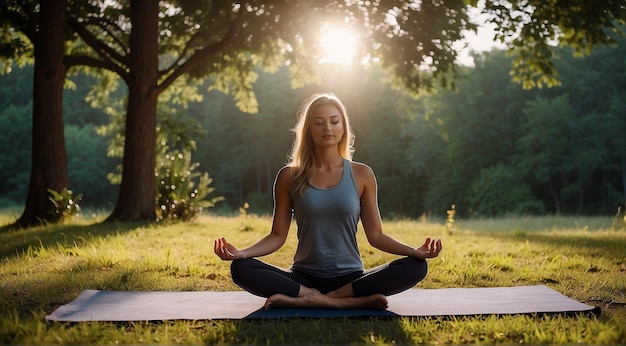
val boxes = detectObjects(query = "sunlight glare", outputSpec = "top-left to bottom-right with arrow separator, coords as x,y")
319,27 -> 357,65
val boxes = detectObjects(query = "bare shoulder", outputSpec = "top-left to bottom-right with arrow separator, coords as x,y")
273,166 -> 294,208
351,161 -> 374,176
277,165 -> 293,177
275,166 -> 293,186
350,161 -> 376,189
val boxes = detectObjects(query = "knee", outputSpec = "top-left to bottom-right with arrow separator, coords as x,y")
406,257 -> 428,283
230,258 -> 255,284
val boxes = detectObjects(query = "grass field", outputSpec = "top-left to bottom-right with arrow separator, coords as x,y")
1,213 -> 625,344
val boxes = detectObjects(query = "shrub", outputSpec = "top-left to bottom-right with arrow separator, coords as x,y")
467,163 -> 545,216
47,188 -> 82,222
156,149 -> 223,222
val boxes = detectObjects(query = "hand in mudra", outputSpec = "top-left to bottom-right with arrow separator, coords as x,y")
214,237 -> 240,261
412,237 -> 442,259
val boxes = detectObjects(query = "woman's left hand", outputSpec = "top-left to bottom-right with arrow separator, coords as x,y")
411,238 -> 442,259
214,237 -> 241,261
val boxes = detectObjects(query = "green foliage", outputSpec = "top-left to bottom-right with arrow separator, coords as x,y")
0,101 -> 31,204
467,163 -> 545,216
0,2 -> 35,72
65,125 -> 117,208
152,97 -> 223,222
209,58 -> 260,114
155,149 -> 223,222
478,0 -> 626,88
46,188 -> 82,222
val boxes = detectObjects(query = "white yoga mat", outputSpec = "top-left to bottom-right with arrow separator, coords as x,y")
45,285 -> 597,321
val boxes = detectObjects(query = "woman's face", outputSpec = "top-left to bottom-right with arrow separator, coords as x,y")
308,104 -> 345,148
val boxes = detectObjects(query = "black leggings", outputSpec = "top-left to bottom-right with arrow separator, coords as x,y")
230,257 -> 428,298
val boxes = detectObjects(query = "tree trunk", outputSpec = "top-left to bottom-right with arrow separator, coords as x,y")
548,179 -> 560,215
105,0 -> 158,222
622,153 -> 626,209
14,0 -> 67,228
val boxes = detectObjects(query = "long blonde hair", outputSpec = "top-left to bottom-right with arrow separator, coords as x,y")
288,93 -> 355,196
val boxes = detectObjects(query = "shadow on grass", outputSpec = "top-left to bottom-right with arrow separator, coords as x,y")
0,221 -> 151,260
234,317 -> 411,344
484,230 -> 626,260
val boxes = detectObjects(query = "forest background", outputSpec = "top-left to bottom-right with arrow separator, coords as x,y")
1,34 -> 625,220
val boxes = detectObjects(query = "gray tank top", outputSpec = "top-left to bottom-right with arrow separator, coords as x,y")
290,159 -> 363,277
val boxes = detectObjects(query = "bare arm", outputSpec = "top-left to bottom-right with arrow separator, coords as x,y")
355,163 -> 442,259
214,167 -> 293,260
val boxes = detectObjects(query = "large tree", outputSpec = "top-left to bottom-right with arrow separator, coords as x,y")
0,0 -> 71,228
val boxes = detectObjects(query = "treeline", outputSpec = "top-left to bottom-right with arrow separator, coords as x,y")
1,40 -> 625,218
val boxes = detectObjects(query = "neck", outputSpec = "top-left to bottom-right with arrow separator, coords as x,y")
314,147 -> 343,169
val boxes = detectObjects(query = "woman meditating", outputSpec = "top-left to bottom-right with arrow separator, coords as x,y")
214,93 -> 442,310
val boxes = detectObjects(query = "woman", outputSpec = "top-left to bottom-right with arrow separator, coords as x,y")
214,93 -> 442,310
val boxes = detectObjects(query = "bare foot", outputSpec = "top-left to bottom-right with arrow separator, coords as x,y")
264,292 -> 388,310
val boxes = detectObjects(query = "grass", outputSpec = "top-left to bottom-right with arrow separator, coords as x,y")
1,213 -> 625,344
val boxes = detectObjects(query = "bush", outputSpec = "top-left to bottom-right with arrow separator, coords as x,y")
155,149 -> 223,222
467,163 -> 545,216
47,188 -> 83,222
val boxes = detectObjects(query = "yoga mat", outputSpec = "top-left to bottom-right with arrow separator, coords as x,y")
45,285 -> 597,321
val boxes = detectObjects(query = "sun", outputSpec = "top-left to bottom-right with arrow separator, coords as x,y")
319,27 -> 358,65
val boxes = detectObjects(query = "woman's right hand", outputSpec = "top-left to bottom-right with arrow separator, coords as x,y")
214,237 -> 241,261
410,237 -> 442,259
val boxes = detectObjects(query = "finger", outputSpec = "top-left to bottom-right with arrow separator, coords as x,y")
428,238 -> 437,252
216,238 -> 229,259
431,239 -> 442,256
214,239 -> 224,257
431,240 -> 439,252
213,239 -> 218,254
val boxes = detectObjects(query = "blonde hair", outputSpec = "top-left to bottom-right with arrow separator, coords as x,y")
288,93 -> 355,196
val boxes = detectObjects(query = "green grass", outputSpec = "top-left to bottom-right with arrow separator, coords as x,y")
1,214 -> 625,344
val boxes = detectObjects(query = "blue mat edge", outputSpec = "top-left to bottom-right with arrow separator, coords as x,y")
245,308 -> 397,319
244,306 -> 600,319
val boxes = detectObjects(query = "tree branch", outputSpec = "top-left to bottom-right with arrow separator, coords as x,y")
67,17 -> 128,67
155,11 -> 245,94
84,16 -> 130,56
0,4 -> 36,44
64,54 -> 129,83
159,30 -> 204,79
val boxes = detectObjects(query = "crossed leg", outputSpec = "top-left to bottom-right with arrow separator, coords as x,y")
264,284 -> 388,310
231,257 -> 426,310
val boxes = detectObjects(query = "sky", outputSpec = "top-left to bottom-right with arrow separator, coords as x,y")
456,10 -> 507,66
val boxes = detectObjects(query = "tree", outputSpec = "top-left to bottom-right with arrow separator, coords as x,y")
0,103 -> 32,206
415,51 -> 538,214
467,163 -> 545,216
0,0 -> 71,228
516,96 -> 579,214
477,0 -> 626,89
0,1 -> 117,227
